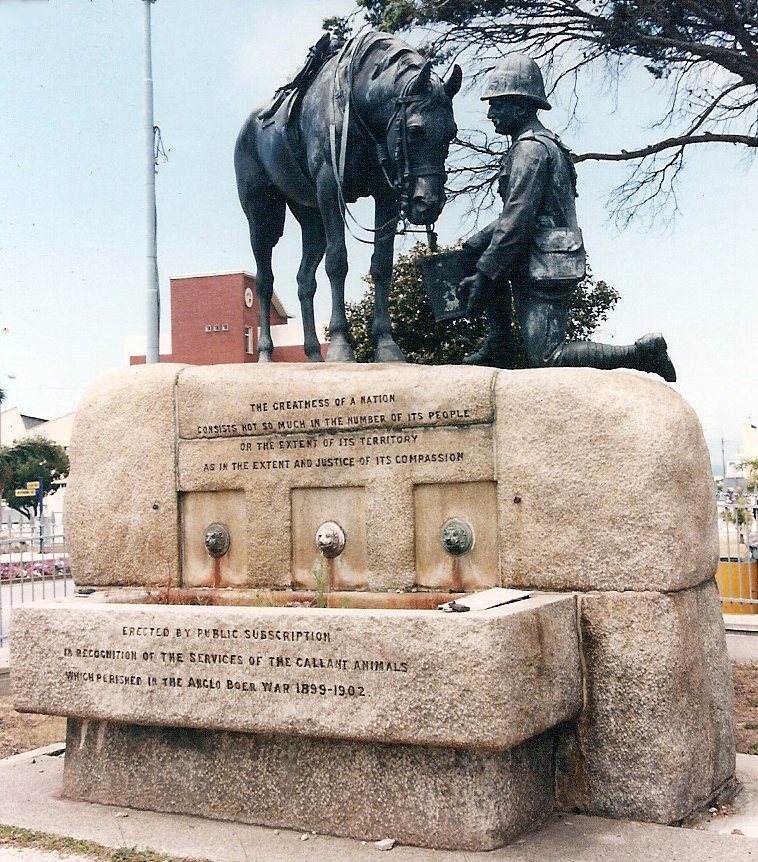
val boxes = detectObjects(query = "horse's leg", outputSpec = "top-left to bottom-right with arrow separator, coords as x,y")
316,178 -> 354,362
371,195 -> 405,363
289,201 -> 326,362
235,128 -> 286,363
242,195 -> 286,362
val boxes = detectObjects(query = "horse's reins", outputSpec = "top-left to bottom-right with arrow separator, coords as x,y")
329,34 -> 441,249
392,87 -> 441,251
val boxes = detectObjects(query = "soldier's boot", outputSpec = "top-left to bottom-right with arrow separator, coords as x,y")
551,332 -> 676,382
463,288 -> 516,369
462,320 -> 516,368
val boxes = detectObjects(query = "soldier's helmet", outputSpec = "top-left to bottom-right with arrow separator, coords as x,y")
480,55 -> 551,110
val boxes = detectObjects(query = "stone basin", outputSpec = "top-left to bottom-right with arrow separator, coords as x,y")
89,586 -> 476,610
11,591 -> 581,752
11,588 -> 582,850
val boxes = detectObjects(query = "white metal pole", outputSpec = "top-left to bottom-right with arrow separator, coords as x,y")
144,0 -> 160,364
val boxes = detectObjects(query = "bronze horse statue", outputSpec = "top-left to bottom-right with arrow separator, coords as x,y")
235,31 -> 461,362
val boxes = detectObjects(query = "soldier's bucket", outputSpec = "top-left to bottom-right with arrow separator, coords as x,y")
418,250 -> 476,322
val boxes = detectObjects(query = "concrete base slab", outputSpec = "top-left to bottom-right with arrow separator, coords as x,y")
4,744 -> 758,862
62,719 -> 555,852
695,753 -> 758,837
727,632 -> 758,662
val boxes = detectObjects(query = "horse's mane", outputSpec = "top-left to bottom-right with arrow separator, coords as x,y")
351,32 -> 448,106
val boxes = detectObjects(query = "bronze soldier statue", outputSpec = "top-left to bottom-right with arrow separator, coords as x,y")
459,55 -> 676,381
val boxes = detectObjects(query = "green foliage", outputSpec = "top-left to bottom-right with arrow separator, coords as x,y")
322,15 -> 353,43
346,244 -> 488,364
722,494 -> 753,527
353,0 -> 758,76
0,457 -> 12,501
0,824 -> 213,862
345,242 -> 619,366
0,437 -> 69,518
313,554 -> 329,608
742,459 -> 758,494
564,273 -> 620,343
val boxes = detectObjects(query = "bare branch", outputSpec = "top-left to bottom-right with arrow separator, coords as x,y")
575,131 -> 758,162
353,0 -> 758,222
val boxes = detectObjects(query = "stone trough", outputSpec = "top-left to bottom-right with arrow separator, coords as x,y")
11,363 -> 737,850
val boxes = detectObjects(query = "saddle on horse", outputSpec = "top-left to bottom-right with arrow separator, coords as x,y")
256,34 -> 342,206
258,33 -> 340,123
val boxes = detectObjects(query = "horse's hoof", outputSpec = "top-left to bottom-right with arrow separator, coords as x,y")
374,341 -> 406,363
326,342 -> 355,362
258,351 -> 272,363
305,346 -> 325,363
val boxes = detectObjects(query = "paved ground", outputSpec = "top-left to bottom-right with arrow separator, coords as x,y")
725,614 -> 758,662
1,743 -> 758,862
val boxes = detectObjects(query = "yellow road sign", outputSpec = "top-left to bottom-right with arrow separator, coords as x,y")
25,481 -> 40,490
14,489 -> 35,497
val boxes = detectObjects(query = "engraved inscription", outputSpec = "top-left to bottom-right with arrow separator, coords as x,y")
58,622 -> 410,703
189,388 -> 476,438
179,424 -> 493,493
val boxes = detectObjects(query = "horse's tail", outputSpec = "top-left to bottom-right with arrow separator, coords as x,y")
235,112 -> 263,190
234,112 -> 286,244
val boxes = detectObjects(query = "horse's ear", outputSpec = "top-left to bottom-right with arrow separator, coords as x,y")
444,64 -> 463,99
409,61 -> 433,95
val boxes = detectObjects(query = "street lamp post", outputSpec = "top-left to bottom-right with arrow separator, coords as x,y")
143,0 -> 160,364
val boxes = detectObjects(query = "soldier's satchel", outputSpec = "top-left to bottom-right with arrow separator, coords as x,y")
528,226 -> 586,283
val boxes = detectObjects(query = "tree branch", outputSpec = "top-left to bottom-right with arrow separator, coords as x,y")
575,131 -> 758,162
350,0 -> 758,223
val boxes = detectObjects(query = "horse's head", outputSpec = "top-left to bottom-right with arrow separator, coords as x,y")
387,61 -> 462,225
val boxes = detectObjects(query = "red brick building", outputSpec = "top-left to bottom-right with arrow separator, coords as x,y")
130,272 -> 324,365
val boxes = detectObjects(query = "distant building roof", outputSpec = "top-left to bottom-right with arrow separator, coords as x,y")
169,272 -> 291,319
0,406 -> 75,449
20,414 -> 47,430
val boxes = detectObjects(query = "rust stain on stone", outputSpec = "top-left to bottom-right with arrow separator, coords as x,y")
450,556 -> 463,592
325,555 -> 341,591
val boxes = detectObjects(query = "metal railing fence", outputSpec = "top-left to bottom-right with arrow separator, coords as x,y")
0,498 -> 756,637
0,512 -> 73,647
716,494 -> 758,613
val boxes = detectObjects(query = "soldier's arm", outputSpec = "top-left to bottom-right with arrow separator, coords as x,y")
475,140 -> 549,281
462,220 -> 497,257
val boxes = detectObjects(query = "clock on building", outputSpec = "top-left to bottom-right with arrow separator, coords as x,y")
244,287 -> 254,308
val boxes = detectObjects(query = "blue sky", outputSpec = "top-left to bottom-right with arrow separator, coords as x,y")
1,0 -> 756,470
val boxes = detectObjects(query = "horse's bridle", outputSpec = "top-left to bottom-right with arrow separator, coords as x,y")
329,33 -> 446,240
386,82 -> 448,219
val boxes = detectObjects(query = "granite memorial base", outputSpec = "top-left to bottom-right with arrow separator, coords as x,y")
10,363 -> 736,849
63,721 -> 556,851
14,595 -> 580,851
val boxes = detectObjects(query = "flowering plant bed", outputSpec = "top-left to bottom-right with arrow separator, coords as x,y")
0,557 -> 71,581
